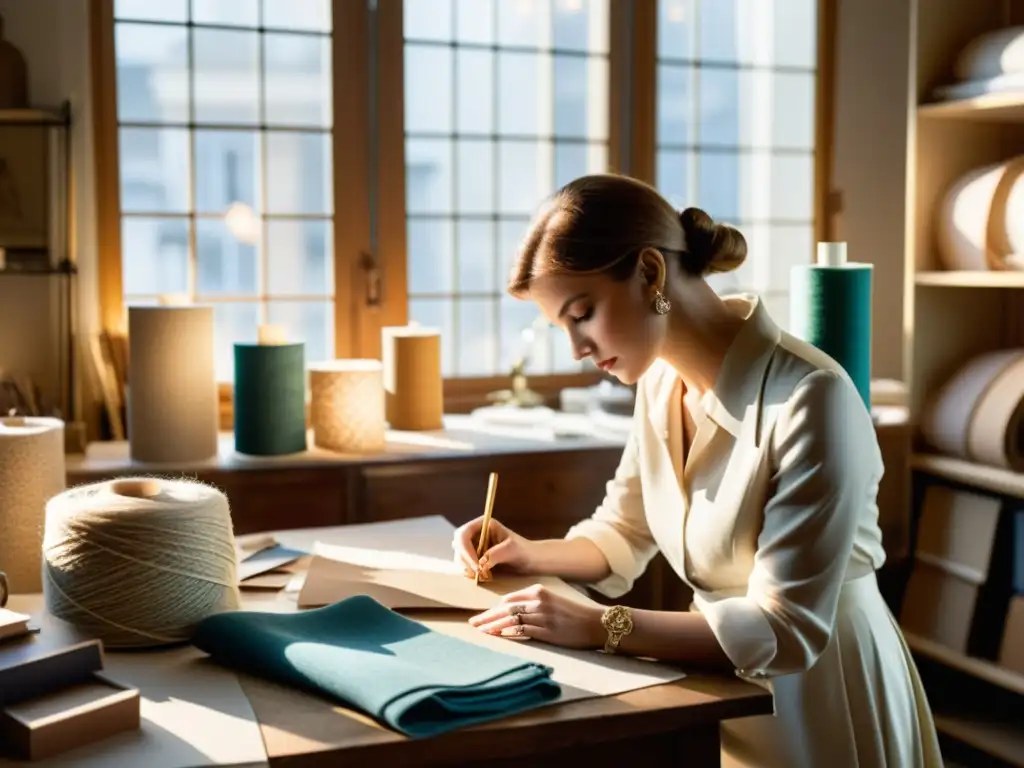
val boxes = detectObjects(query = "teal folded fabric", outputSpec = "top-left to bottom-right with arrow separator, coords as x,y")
191,595 -> 561,738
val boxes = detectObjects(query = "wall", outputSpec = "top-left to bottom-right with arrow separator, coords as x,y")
829,0 -> 914,382
0,0 -> 98,421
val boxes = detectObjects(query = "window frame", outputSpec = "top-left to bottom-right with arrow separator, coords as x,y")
90,0 -> 834,424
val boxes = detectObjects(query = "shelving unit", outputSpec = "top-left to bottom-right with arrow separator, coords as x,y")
0,102 -> 78,424
902,2 -> 1024,764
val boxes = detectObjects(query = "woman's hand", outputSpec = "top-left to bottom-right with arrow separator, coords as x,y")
453,516 -> 536,580
468,583 -> 605,650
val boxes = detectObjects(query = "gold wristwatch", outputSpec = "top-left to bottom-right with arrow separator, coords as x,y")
600,605 -> 634,654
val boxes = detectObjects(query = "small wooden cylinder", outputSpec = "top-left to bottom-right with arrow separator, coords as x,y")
382,325 -> 443,431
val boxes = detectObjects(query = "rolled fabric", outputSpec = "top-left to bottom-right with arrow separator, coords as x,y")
920,349 -> 1024,470
936,157 -> 1024,272
966,354 -> 1024,470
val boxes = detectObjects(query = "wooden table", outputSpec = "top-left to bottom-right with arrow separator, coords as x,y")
239,668 -> 771,767
229,518 -> 773,767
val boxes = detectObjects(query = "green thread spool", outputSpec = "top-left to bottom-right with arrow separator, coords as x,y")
789,242 -> 873,408
233,339 -> 307,456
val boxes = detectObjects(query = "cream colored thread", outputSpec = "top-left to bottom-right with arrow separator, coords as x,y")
42,477 -> 241,649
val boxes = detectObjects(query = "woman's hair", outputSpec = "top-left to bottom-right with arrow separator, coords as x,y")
507,173 -> 747,298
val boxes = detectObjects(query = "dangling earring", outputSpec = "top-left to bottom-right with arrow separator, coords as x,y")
652,290 -> 671,315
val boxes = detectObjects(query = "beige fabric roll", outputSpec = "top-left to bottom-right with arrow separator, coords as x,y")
966,354 -> 1024,470
920,350 -> 1022,458
309,360 -> 386,453
127,306 -> 219,463
936,156 -> 1024,271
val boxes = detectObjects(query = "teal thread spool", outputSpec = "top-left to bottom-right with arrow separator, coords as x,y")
789,242 -> 873,408
233,339 -> 307,456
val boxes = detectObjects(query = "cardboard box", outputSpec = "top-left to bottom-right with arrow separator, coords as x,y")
0,673 -> 140,761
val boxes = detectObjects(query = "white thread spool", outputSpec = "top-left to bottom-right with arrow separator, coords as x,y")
42,477 -> 241,649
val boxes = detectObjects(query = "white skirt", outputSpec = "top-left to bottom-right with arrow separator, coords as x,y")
717,573 -> 943,768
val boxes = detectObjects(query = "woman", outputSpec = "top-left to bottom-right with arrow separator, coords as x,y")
453,174 -> 941,768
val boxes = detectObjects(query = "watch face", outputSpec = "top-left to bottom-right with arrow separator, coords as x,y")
604,606 -> 633,634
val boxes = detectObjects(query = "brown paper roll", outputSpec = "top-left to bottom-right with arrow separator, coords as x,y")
127,306 -> 219,463
967,354 -> 1024,470
382,326 -> 443,431
309,360 -> 386,453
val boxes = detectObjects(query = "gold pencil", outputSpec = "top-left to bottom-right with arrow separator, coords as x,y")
475,472 -> 499,585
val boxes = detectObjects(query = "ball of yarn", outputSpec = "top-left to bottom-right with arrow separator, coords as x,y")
42,477 -> 241,649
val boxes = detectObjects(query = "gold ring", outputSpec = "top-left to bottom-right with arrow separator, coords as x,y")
515,624 -> 526,636
509,603 -> 527,617
513,613 -> 523,626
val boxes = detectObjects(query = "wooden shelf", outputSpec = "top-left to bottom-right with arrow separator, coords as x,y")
0,107 -> 66,126
916,270 -> 1024,288
911,454 -> 1024,499
905,632 -> 1024,697
934,712 -> 1024,767
918,91 -> 1024,122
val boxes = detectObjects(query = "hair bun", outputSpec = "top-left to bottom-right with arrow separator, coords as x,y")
678,207 -> 747,276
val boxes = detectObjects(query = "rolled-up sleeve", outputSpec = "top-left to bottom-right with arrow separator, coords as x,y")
695,369 -> 882,679
564,421 -> 659,598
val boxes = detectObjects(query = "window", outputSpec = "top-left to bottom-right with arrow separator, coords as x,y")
112,0 -> 334,381
100,0 -> 825,394
401,0 -> 612,378
654,0 -> 818,327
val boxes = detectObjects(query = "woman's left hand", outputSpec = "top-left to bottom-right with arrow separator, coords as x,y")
468,583 -> 605,650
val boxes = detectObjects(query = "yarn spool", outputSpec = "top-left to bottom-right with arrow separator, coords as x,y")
42,477 -> 241,649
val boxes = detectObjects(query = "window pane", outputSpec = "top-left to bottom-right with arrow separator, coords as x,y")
263,0 -> 332,33
406,45 -> 453,134
266,219 -> 332,296
194,129 -> 259,214
455,0 -> 494,44
456,49 -> 494,134
770,72 -> 815,150
457,219 -> 496,293
657,0 -> 694,60
196,218 -> 258,296
115,0 -> 187,22
264,33 -> 332,128
408,298 -> 456,376
500,297 -> 544,373
656,64 -> 694,146
406,139 -> 453,215
193,28 -> 260,125
770,154 -> 814,221
407,218 -> 455,294
121,216 -> 190,295
405,0 -> 454,41
698,68 -> 739,147
119,127 -> 190,214
213,303 -> 260,382
405,1 -> 609,376
457,297 -> 497,376
265,131 -> 332,215
266,301 -> 333,365
192,0 -> 258,27
497,0 -> 552,48
656,148 -> 693,211
115,24 -> 189,123
498,52 -> 552,136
